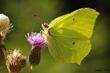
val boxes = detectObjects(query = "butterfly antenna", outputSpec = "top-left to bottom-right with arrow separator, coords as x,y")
34,15 -> 46,23
31,22 -> 36,32
32,21 -> 42,32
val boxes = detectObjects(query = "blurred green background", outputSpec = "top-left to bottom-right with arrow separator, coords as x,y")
0,0 -> 110,73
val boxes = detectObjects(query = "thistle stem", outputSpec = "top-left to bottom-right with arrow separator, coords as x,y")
30,66 -> 33,73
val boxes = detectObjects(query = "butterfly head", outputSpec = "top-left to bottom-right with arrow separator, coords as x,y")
34,15 -> 49,30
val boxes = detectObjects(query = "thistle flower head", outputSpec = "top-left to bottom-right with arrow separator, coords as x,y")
0,14 -> 11,36
6,49 -> 26,73
26,32 -> 46,47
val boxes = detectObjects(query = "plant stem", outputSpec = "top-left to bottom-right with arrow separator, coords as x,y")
30,66 -> 33,73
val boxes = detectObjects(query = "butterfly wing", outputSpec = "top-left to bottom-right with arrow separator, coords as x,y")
46,8 -> 99,64
47,27 -> 91,64
49,8 -> 99,38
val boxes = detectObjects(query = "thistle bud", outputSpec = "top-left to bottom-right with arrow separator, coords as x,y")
0,32 -> 6,69
6,49 -> 26,73
28,46 -> 41,66
0,14 -> 11,36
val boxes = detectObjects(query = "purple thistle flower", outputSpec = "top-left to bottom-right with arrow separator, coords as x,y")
26,32 -> 46,47
26,32 -> 47,67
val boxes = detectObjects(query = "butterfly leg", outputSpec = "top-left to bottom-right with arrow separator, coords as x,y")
39,30 -> 47,47
40,30 -> 46,37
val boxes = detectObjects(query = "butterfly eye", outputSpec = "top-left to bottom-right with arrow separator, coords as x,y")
43,23 -> 49,28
